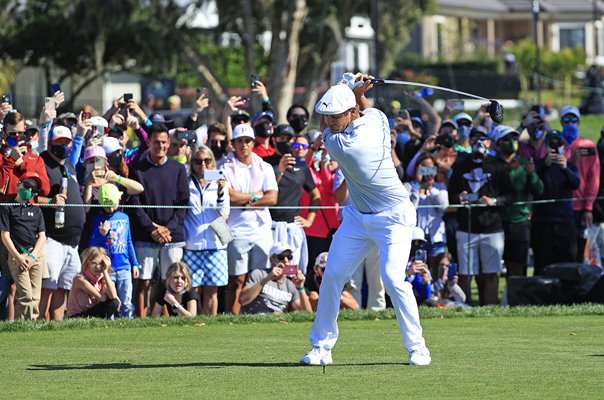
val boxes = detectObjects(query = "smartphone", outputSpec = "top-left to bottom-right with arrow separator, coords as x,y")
50,83 -> 61,95
419,166 -> 437,176
119,102 -> 129,118
281,265 -> 298,276
123,93 -> 133,102
196,87 -> 205,95
44,97 -> 56,111
93,157 -> 106,170
294,155 -> 307,167
450,100 -> 465,111
82,112 -> 91,120
203,170 -> 224,181
578,147 -> 596,156
239,98 -> 250,109
460,192 -> 479,203
415,249 -> 427,264
2,93 -> 13,104
447,263 -> 458,281
250,74 -> 260,87
398,109 -> 409,119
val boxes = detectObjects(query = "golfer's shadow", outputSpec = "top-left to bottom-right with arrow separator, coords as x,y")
28,361 -> 405,371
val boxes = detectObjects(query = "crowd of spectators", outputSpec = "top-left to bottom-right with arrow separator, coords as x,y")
0,76 -> 602,320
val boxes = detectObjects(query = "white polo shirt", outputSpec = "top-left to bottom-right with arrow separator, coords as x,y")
323,107 -> 408,213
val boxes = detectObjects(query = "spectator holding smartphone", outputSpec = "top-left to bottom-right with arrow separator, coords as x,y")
308,252 -> 359,311
264,128 -> 321,275
448,126 -> 514,305
531,130 -> 580,275
558,106 -> 600,258
518,105 -> 553,161
239,243 -> 312,314
405,228 -> 433,305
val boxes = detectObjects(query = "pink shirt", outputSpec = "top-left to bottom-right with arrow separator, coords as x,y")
569,137 -> 600,211
66,272 -> 107,317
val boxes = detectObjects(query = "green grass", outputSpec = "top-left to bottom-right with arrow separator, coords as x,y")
1,306 -> 603,399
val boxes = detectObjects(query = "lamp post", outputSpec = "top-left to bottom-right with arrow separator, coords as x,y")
532,0 -> 542,104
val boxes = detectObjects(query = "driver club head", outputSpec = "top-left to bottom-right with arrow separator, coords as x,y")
488,100 -> 504,124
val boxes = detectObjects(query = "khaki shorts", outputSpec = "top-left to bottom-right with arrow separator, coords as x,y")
135,246 -> 183,281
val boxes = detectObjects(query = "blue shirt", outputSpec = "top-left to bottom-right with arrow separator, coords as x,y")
323,108 -> 408,213
89,211 -> 139,272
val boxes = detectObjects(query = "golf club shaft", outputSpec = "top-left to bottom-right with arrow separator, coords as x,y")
370,79 -> 492,101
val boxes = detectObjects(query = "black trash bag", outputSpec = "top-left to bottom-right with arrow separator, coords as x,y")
542,263 -> 602,304
507,276 -> 561,306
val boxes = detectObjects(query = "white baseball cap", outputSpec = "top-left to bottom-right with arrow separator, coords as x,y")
315,84 -> 356,115
491,125 -> 519,142
270,242 -> 293,257
560,105 -> 580,119
51,125 -> 72,142
412,227 -> 426,242
232,124 -> 255,140
90,116 -> 109,128
102,136 -> 123,155
315,252 -> 328,268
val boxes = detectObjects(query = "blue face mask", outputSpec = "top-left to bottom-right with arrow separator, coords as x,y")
562,124 -> 579,145
396,133 -> 410,145
528,128 -> 545,141
458,125 -> 471,139
50,143 -> 73,160
28,140 -> 38,152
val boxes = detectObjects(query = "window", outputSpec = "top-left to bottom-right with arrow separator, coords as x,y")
559,25 -> 585,49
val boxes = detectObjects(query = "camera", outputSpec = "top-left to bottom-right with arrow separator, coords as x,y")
435,133 -> 455,148
176,130 -> 197,145
415,249 -> 427,263
250,74 -> 260,87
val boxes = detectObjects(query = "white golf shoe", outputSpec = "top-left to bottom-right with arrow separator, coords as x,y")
300,347 -> 333,365
409,347 -> 431,366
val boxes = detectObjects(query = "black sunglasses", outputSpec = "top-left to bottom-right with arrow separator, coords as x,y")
20,181 -> 40,193
561,116 -> 579,124
192,158 -> 213,166
277,251 -> 293,261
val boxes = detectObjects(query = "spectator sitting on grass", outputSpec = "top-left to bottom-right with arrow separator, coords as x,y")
66,247 -> 119,319
151,262 -> 197,317
239,243 -> 312,314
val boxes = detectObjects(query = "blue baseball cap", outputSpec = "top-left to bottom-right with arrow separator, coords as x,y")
252,111 -> 274,125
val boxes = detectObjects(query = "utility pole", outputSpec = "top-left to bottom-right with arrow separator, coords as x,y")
532,0 -> 542,104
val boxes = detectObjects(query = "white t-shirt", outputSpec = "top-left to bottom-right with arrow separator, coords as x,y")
323,108 -> 408,213
225,157 -> 278,239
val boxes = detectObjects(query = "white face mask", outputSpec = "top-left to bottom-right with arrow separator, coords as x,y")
471,141 -> 489,163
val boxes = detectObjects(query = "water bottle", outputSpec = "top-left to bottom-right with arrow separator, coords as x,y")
55,177 -> 68,229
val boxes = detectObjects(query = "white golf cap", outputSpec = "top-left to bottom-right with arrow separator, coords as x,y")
315,252 -> 328,268
315,84 -> 356,115
412,227 -> 426,242
51,125 -> 72,142
560,105 -> 580,119
90,116 -> 108,128
454,112 -> 473,124
270,242 -> 293,257
232,124 -> 255,140
491,125 -> 519,142
102,136 -> 123,154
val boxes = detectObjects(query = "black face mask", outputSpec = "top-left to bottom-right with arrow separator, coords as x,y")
211,144 -> 226,160
288,115 -> 308,134
276,141 -> 293,155
49,143 -> 72,160
107,153 -> 123,168
254,122 -> 272,138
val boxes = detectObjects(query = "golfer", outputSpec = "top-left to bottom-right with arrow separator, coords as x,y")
300,74 -> 431,366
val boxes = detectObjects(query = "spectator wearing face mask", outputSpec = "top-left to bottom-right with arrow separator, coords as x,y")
453,112 -> 473,154
497,127 -> 543,278
559,106 -> 600,259
531,130 -> 580,275
286,104 -> 310,136
518,105 -> 553,162
251,111 -> 275,158
448,126 -> 514,305
264,125 -> 321,275
38,125 -> 86,320
408,153 -> 449,278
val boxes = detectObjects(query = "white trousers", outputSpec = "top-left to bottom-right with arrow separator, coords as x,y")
309,201 -> 426,353
347,245 -> 386,311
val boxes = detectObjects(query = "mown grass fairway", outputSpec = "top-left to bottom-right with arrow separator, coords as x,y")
0,307 -> 602,399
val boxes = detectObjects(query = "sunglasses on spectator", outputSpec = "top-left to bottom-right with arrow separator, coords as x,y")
277,251 -> 293,261
231,117 -> 250,124
5,130 -> 25,136
211,139 -> 228,148
457,120 -> 472,128
561,116 -> 579,124
20,181 -> 39,193
292,142 -> 309,150
192,158 -> 213,166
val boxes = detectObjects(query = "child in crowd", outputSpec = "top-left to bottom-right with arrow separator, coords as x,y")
66,247 -> 120,319
0,172 -> 47,319
431,252 -> 467,308
88,183 -> 140,318
151,262 -> 197,317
